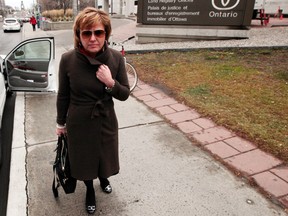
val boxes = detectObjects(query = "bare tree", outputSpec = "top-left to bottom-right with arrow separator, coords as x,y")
39,0 -> 97,16
39,0 -> 72,12
39,0 -> 57,11
61,0 -> 72,14
79,0 -> 94,10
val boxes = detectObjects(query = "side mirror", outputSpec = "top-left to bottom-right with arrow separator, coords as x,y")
15,50 -> 24,57
14,50 -> 24,59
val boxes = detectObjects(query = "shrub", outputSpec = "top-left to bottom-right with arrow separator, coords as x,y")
42,9 -> 73,22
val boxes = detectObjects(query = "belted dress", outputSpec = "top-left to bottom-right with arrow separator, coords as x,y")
56,44 -> 130,180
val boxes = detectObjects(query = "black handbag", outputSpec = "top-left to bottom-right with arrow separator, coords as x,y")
52,134 -> 77,198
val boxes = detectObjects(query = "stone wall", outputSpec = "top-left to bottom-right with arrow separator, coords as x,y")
136,24 -> 250,44
41,21 -> 73,31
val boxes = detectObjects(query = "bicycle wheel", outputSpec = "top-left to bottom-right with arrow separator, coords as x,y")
125,62 -> 138,92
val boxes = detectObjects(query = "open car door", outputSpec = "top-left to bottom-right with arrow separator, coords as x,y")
4,37 -> 56,92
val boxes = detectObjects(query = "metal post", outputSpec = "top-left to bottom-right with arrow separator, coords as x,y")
36,0 -> 40,28
73,0 -> 77,19
37,0 -> 40,14
111,0 -> 113,15
103,0 -> 109,14
120,0 -> 123,15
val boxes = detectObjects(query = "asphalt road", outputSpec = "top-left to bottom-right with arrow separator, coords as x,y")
0,23 -> 23,54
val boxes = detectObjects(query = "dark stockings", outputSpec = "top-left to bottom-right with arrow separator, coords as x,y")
99,177 -> 109,188
99,177 -> 112,193
83,178 -> 110,213
84,180 -> 95,208
84,180 -> 94,190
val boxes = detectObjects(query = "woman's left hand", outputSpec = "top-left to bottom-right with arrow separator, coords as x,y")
96,64 -> 115,88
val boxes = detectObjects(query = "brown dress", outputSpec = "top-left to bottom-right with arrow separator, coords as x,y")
56,43 -> 130,180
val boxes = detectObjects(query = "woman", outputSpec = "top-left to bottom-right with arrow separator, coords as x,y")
30,15 -> 37,31
56,7 -> 130,214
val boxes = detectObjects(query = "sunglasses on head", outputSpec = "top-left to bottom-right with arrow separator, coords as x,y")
80,30 -> 106,39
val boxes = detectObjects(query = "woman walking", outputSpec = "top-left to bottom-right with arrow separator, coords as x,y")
56,7 -> 130,214
30,15 -> 37,31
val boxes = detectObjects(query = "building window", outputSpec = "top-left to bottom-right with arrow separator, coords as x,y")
134,0 -> 138,6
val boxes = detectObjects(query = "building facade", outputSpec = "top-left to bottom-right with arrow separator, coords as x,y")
97,0 -> 138,16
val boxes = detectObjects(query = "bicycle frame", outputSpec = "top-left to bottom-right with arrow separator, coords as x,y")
109,36 -> 138,92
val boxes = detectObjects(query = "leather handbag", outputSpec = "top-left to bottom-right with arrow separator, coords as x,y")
52,134 -> 77,198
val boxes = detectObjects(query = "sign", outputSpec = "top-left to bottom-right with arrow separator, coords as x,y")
137,0 -> 255,26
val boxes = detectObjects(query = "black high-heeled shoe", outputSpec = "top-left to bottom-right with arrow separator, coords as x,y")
99,178 -> 112,194
86,188 -> 96,214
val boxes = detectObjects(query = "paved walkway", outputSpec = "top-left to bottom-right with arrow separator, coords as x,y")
111,18 -> 288,211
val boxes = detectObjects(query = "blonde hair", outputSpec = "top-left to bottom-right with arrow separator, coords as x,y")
73,7 -> 112,48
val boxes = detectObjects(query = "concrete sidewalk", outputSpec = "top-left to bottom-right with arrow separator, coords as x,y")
6,20 -> 288,215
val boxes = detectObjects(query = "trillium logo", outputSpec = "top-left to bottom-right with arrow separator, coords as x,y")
209,0 -> 240,18
212,0 -> 240,10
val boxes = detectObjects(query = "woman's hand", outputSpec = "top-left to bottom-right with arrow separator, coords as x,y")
56,124 -> 67,136
96,64 -> 115,88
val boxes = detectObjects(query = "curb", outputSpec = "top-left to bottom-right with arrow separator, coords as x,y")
6,93 -> 26,216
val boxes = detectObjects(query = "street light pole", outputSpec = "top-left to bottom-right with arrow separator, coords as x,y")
120,0 -> 123,15
111,0 -> 113,15
103,0 -> 109,14
37,0 -> 40,14
73,0 -> 77,19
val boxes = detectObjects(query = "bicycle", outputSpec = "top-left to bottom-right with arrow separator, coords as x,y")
109,36 -> 138,92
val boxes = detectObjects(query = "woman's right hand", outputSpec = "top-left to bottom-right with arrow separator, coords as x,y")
56,124 -> 67,136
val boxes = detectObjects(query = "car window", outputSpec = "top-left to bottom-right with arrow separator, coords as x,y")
8,40 -> 51,60
5,19 -> 17,23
